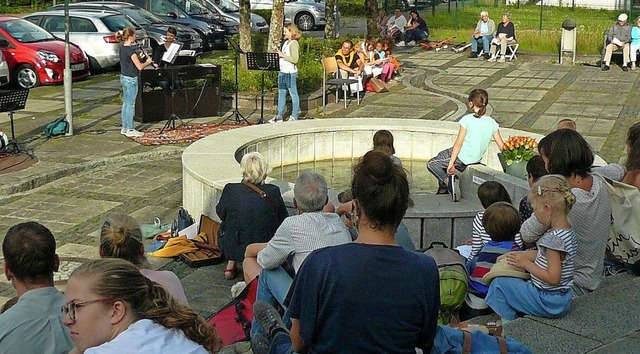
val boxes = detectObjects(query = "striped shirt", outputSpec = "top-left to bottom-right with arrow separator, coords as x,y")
469,211 -> 523,260
469,241 -> 520,298
257,212 -> 352,273
531,228 -> 577,291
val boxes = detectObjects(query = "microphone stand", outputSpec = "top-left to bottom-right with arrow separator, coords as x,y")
218,36 -> 250,126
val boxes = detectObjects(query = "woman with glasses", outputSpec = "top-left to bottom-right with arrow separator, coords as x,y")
63,258 -> 221,353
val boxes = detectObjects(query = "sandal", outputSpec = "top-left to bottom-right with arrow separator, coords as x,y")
224,267 -> 237,280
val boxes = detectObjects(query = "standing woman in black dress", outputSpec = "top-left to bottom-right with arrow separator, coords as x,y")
216,152 -> 288,279
119,27 -> 153,138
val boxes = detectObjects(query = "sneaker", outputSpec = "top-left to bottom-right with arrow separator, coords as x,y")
286,116 -> 298,122
120,128 -> 127,135
407,40 -> 416,45
468,51 -> 478,58
632,62 -> 637,71
622,65 -> 630,72
602,65 -> 610,71
483,53 -> 491,60
253,301 -> 289,340
250,333 -> 270,354
124,129 -> 144,138
487,55 -> 496,62
497,56 -> 506,63
268,116 -> 283,124
397,41 -> 406,47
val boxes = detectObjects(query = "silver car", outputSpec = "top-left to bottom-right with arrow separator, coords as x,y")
25,10 -> 151,70
231,0 -> 332,31
199,0 -> 269,33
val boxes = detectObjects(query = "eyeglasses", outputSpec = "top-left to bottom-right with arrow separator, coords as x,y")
61,298 -> 115,323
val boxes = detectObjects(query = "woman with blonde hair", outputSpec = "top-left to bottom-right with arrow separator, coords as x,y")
99,213 -> 189,306
269,23 -> 302,123
216,152 -> 288,279
63,258 -> 221,353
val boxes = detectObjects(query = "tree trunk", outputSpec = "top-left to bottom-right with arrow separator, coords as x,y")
365,0 -> 377,36
324,0 -> 335,39
268,0 -> 284,52
239,0 -> 252,69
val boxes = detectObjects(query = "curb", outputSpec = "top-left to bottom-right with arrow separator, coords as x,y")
0,147 -> 184,197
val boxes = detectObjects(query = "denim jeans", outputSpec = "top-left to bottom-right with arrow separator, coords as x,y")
120,74 -> 138,130
404,28 -> 428,43
270,331 -> 294,354
471,35 -> 493,53
277,72 -> 299,118
251,267 -> 293,336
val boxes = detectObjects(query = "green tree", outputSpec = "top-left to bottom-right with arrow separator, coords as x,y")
268,0 -> 284,52
239,0 -> 253,62
324,0 -> 335,38
365,0 -> 377,36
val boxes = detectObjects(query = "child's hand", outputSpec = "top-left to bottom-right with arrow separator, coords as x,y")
505,252 -> 528,268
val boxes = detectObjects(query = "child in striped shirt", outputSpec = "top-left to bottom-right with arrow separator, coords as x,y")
486,175 -> 577,322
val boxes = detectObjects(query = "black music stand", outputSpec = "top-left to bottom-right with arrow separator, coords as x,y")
246,52 -> 279,124
0,89 -> 31,157
160,68 -> 185,133
218,37 -> 250,126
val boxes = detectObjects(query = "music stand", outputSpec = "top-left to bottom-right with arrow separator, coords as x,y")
246,52 -> 279,124
160,67 -> 185,133
0,89 -> 32,157
218,37 -> 250,126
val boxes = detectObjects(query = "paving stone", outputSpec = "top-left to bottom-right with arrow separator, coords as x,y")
506,318 -> 601,354
23,99 -> 64,113
346,105 -> 430,118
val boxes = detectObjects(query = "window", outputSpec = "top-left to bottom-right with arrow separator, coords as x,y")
42,16 -> 66,33
101,15 -> 134,32
70,17 -> 97,32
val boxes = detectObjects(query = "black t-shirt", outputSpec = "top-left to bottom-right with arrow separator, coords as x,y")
119,45 -> 139,77
152,44 -> 169,68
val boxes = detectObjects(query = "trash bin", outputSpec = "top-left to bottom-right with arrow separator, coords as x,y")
560,19 -> 577,65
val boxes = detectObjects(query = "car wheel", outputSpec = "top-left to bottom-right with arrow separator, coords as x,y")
295,12 -> 315,31
14,64 -> 40,89
87,56 -> 103,72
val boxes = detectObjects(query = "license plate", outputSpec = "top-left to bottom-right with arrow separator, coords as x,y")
71,63 -> 84,71
260,28 -> 269,33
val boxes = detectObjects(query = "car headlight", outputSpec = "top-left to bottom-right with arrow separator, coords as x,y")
208,23 -> 225,32
37,50 -> 62,63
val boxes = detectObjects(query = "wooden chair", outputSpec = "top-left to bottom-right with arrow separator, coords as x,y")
321,57 -> 360,108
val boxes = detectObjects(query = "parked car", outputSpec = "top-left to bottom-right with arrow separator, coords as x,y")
0,50 -> 9,86
0,16 -> 89,89
198,0 -> 269,33
231,0 -> 333,31
25,10 -> 150,71
83,0 -> 233,50
48,2 -> 204,56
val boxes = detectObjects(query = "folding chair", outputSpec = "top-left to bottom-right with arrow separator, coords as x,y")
321,57 -> 360,109
505,42 -> 519,61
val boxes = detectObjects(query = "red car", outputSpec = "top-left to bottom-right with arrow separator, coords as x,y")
0,16 -> 89,89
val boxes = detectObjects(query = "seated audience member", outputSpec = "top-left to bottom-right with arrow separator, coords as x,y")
362,39 -> 394,83
468,181 -> 522,261
242,171 -> 352,335
99,213 -> 189,306
385,8 -> 407,43
64,259 -> 221,353
251,151 -> 440,353
373,39 -> 395,82
630,16 -> 640,70
335,40 -> 365,95
623,122 -> 640,189
462,202 -> 521,320
487,13 -> 516,62
486,175 -> 577,322
376,9 -> 388,36
602,13 -> 632,71
520,129 -> 625,295
373,129 -> 402,166
556,118 -> 577,130
468,11 -> 496,59
0,222 -> 73,354
382,38 -> 403,75
519,155 -> 549,224
398,10 -> 429,46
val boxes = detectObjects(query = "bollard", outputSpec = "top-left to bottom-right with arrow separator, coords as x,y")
560,18 -> 577,65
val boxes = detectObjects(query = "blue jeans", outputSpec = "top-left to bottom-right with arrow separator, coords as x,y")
277,72 -> 299,118
404,28 -> 428,43
251,267 -> 293,336
270,331 -> 294,354
120,74 -> 138,130
471,35 -> 493,53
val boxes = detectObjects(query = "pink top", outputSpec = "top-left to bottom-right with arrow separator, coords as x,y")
139,268 -> 189,306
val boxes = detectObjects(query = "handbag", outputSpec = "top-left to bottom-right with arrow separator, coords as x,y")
369,77 -> 388,93
173,207 -> 194,237
207,277 -> 258,346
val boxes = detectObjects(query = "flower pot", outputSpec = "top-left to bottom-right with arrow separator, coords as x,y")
498,153 -> 528,180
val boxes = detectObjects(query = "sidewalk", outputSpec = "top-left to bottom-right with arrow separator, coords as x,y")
0,45 -> 637,353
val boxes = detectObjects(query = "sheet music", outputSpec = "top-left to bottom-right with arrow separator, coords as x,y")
162,42 -> 183,64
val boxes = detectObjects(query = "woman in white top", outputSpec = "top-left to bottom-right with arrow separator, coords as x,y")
269,23 -> 301,123
99,213 -> 189,306
64,259 -> 221,353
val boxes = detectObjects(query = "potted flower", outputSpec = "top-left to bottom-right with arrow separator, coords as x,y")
498,136 -> 538,179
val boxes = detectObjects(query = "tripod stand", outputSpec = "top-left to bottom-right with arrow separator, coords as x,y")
160,67 -> 185,133
0,89 -> 32,157
246,52 -> 279,124
218,36 -> 250,126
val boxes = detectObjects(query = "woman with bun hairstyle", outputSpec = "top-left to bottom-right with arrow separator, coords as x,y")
99,213 -> 189,306
64,258 -> 221,353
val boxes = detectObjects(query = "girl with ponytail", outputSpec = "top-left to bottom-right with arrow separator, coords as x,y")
63,258 -> 222,353
427,88 -> 505,195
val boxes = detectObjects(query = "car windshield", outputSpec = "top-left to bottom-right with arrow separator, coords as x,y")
0,18 -> 55,43
121,7 -> 165,25
218,0 -> 239,13
175,0 -> 209,15
102,14 -> 136,32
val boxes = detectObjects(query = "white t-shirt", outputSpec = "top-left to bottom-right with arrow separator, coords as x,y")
85,319 -> 207,354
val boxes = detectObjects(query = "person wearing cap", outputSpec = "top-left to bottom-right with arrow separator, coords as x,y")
602,13 -> 632,71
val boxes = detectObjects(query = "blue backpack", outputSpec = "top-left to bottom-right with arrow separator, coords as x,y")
43,117 -> 69,138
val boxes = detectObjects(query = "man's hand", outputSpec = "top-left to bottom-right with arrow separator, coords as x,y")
473,31 -> 481,39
